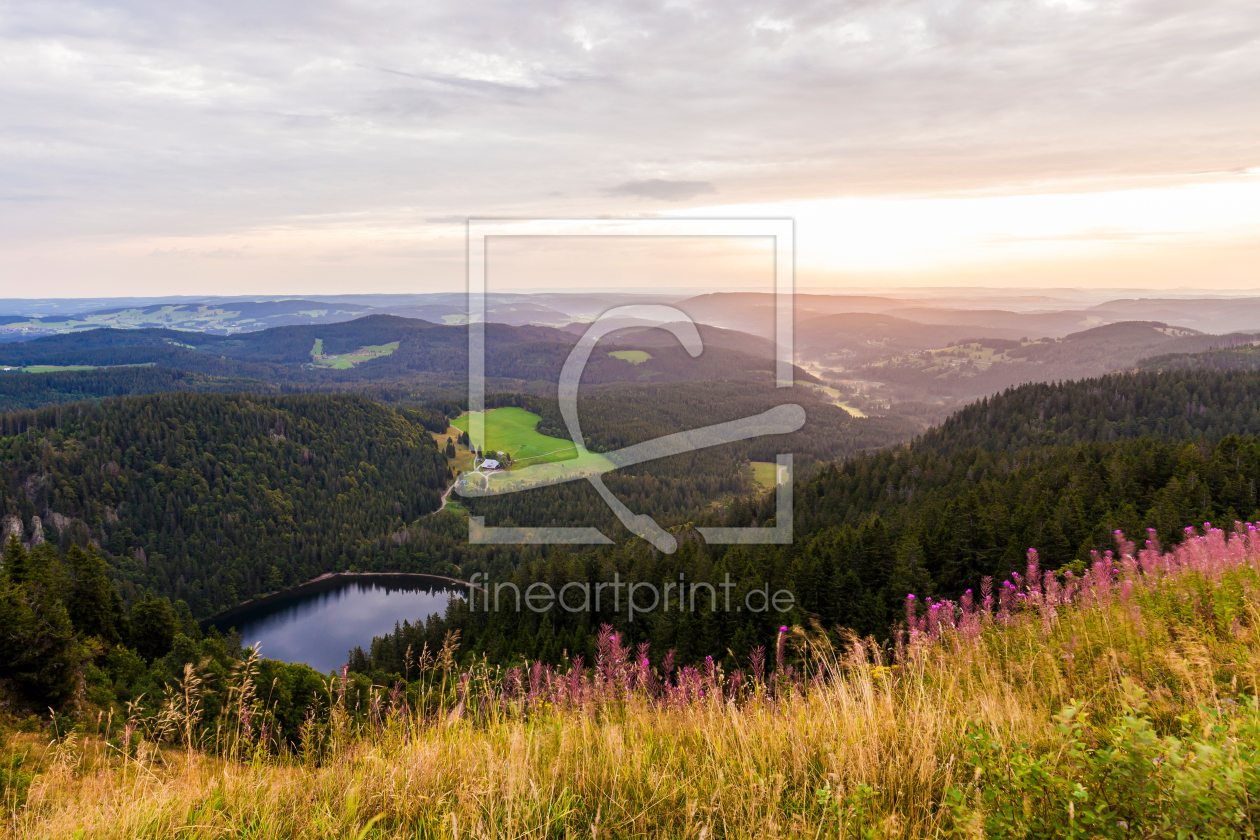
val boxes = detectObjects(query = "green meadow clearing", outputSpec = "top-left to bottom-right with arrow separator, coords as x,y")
309,340 -> 399,369
451,407 -> 580,466
607,349 -> 651,365
4,363 -> 156,373
750,460 -> 782,489
451,407 -> 617,494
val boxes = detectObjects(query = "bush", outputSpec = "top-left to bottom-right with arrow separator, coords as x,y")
946,682 -> 1260,838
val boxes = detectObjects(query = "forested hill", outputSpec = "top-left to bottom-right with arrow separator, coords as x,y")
918,369 -> 1260,455
0,393 -> 452,615
360,371 -> 1260,673
1138,344 -> 1260,374
781,369 -> 1260,637
0,367 -> 278,412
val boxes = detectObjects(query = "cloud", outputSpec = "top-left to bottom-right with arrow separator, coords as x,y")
0,0 -> 1257,293
604,180 -> 716,202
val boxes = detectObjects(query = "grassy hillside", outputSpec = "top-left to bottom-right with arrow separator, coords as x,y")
451,407 -> 579,466
5,524 -> 1259,837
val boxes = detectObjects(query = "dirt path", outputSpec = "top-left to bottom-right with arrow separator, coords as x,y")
433,479 -> 458,514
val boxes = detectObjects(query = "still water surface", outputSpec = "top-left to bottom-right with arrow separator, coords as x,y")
212,575 -> 459,674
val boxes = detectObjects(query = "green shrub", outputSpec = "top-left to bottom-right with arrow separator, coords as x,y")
946,682 -> 1260,838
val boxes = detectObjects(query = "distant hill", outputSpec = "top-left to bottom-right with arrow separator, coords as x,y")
674,293 -> 910,339
0,292 -> 687,341
0,315 -> 815,394
795,312 -> 1026,365
1137,340 -> 1260,373
879,307 -> 1102,337
1084,298 -> 1260,335
864,321 -> 1244,404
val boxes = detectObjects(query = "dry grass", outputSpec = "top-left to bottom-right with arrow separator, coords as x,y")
6,533 -> 1260,838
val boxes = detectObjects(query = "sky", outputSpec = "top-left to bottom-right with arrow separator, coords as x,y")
1,0 -> 1258,297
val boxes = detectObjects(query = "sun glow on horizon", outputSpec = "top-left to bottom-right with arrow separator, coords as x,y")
680,173 -> 1260,278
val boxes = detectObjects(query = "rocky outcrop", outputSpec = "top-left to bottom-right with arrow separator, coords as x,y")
47,511 -> 73,537
1,514 -> 22,544
27,515 -> 45,548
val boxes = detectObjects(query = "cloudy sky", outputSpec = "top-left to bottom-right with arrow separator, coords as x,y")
2,0 -> 1257,296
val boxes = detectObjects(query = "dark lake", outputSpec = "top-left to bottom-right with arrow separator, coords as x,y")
210,574 -> 462,674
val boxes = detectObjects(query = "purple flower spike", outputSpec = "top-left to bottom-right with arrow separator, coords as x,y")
908,594 -> 916,600
779,625 -> 788,633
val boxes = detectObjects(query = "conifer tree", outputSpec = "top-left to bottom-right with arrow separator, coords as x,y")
66,543 -> 123,644
129,593 -> 179,661
2,534 -> 29,585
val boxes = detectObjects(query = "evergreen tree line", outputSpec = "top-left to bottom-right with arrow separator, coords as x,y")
0,366 -> 282,412
1139,344 -> 1260,373
921,369 -> 1260,453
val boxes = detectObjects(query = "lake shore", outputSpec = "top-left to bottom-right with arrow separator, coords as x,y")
205,570 -> 472,628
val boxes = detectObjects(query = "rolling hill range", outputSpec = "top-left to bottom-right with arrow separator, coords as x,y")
673,292 -> 1118,341
675,292 -> 1260,338
794,312 -> 1027,366
0,315 -> 818,395
0,292 -> 696,341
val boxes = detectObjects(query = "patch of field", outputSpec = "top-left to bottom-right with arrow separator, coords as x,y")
451,407 -> 580,466
794,380 -> 866,417
750,461 -> 781,489
13,363 -> 156,374
797,380 -> 842,399
310,340 -> 399,369
430,425 -> 474,473
608,349 -> 651,365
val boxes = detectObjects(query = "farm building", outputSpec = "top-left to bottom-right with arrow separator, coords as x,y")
481,459 -> 502,470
